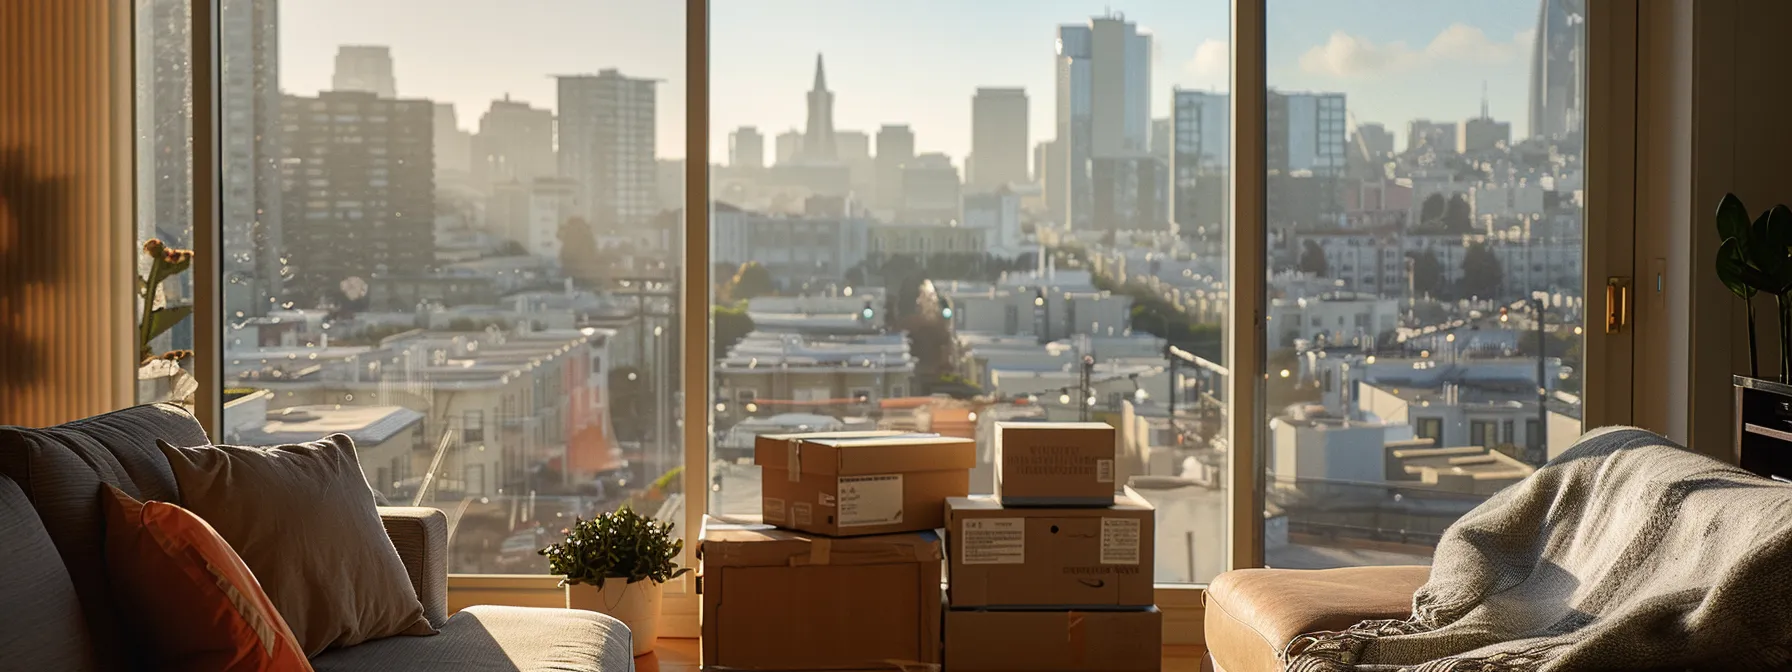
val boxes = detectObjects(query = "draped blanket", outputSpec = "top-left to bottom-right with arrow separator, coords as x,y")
1284,427 -> 1792,672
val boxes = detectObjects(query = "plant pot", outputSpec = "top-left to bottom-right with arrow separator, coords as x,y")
565,577 -> 662,656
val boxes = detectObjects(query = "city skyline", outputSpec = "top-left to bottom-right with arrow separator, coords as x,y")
279,0 -> 1546,165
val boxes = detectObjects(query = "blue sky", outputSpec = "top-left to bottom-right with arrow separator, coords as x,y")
278,1 -> 1546,162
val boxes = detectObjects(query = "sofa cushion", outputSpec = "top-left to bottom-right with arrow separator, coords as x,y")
1204,566 -> 1428,672
0,402 -> 209,670
101,485 -> 310,672
309,606 -> 633,672
159,435 -> 436,656
0,471 -> 100,671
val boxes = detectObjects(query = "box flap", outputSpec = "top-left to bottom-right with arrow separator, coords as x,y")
753,430 -> 917,470
700,516 -> 942,568
822,436 -> 977,475
993,420 -> 1113,432
948,492 -> 1153,513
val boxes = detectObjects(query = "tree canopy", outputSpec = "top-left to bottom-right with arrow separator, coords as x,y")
1459,241 -> 1504,300
1299,240 -> 1329,277
1444,193 -> 1474,232
726,262 -> 775,301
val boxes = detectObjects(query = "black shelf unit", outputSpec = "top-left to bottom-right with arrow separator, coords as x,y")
1735,375 -> 1792,481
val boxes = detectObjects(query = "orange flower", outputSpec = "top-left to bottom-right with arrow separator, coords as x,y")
143,239 -> 165,257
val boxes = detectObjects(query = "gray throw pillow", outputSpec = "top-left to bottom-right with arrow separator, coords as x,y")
157,434 -> 436,656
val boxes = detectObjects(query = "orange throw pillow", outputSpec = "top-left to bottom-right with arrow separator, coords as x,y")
101,484 -> 313,672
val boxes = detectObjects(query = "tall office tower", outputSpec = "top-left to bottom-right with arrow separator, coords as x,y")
219,0 -> 283,318
433,103 -> 474,185
331,45 -> 396,98
1406,119 -> 1459,154
557,70 -> 658,232
802,54 -> 837,162
1056,13 -> 1151,230
970,87 -> 1029,192
836,129 -> 874,199
1268,92 -> 1347,176
1353,122 -> 1395,158
1150,117 -> 1172,166
836,130 -> 870,161
899,153 -> 962,225
1529,0 -> 1586,140
136,0 -> 192,250
279,91 -> 434,306
1172,90 -> 1230,235
775,129 -> 803,166
471,97 -> 556,190
1460,94 -> 1512,153
875,124 -> 916,211
730,126 -> 765,168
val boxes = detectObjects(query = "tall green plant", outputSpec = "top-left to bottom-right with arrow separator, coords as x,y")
137,239 -> 194,364
538,505 -> 690,588
1715,194 -> 1792,381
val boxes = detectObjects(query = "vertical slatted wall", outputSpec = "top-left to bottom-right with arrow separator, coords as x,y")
0,0 -> 135,426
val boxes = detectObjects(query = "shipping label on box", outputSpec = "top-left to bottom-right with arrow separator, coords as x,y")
757,434 -> 975,536
994,422 -> 1117,506
946,494 -> 1155,608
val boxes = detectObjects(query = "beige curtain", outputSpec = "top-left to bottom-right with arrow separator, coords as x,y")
0,0 -> 136,426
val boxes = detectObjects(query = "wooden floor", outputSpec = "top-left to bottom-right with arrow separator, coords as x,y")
637,638 -> 1207,671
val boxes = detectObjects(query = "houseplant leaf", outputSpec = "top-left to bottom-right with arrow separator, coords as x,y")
1717,237 -> 1757,299
1767,205 -> 1792,294
1717,193 -> 1751,244
145,305 -> 193,344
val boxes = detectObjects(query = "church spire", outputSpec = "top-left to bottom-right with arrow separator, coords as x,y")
812,53 -> 827,91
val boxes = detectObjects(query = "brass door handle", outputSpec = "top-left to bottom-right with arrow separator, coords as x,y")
1606,277 -> 1631,333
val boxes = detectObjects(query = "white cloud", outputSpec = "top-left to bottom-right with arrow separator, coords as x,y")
1298,23 -> 1531,79
1185,39 -> 1229,79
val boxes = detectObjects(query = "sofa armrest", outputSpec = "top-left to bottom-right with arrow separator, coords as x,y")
379,506 -> 449,628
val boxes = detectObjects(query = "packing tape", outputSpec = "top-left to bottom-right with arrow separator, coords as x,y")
788,439 -> 803,482
807,537 -> 832,566
1066,612 -> 1087,667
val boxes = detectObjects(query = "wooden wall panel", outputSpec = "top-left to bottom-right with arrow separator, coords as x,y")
0,0 -> 135,426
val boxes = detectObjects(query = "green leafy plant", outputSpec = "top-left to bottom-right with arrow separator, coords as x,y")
1715,193 -> 1792,381
137,238 -> 194,364
538,505 -> 690,588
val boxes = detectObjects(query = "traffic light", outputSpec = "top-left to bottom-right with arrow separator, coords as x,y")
939,296 -> 954,320
861,300 -> 875,321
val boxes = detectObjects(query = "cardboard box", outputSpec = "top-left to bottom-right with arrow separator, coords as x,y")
698,516 -> 942,671
994,422 -> 1117,506
756,434 -> 975,536
945,494 -> 1154,608
944,604 -> 1162,672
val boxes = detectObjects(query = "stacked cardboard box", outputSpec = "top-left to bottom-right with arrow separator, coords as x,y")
697,431 -> 975,671
944,422 -> 1162,671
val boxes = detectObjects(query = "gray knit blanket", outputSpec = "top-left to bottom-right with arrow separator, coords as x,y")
1284,427 -> 1792,671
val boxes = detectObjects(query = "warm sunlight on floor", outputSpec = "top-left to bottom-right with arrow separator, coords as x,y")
638,638 -> 1209,671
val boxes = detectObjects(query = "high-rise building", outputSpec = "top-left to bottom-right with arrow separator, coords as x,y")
557,70 -> 658,232
1406,120 -> 1458,154
279,91 -> 434,306
1528,0 -> 1585,140
775,129 -> 803,166
1268,92 -> 1347,177
1056,13 -> 1151,230
489,178 -> 581,259
875,124 -> 915,211
136,0 -> 192,250
331,45 -> 396,98
1172,90 -> 1229,235
1353,122 -> 1394,158
802,54 -> 837,163
472,97 -> 556,191
1460,114 -> 1512,154
730,126 -> 765,168
433,103 -> 474,180
219,0 -> 282,318
970,88 -> 1029,192
1093,156 -> 1168,231
899,153 -> 961,225
836,129 -> 874,199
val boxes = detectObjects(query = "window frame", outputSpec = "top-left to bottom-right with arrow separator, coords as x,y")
176,0 -> 1640,647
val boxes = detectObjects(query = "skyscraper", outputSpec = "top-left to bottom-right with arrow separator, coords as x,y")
1460,94 -> 1512,154
433,103 -> 474,185
1056,13 -> 1151,230
875,124 -> 915,211
220,0 -> 283,318
970,87 -> 1029,192
775,129 -> 803,166
1528,0 -> 1585,140
802,54 -> 837,163
471,96 -> 556,191
279,91 -> 434,306
730,126 -> 765,168
1352,122 -> 1394,158
136,0 -> 192,250
1406,120 -> 1458,154
557,70 -> 658,232
331,45 -> 396,98
1172,90 -> 1229,234
1268,92 -> 1347,177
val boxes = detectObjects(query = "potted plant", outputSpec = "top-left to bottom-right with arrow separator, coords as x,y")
136,239 -> 198,405
539,506 -> 689,656
1715,193 -> 1792,382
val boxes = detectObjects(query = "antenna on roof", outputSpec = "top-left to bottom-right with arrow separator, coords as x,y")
1480,81 -> 1489,119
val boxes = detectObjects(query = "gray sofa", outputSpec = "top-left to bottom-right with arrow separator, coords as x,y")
0,403 -> 634,671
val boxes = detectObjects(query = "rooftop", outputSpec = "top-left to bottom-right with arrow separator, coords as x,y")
241,405 -> 424,446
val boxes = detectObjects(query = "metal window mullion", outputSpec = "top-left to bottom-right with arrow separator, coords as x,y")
192,0 -> 224,439
1228,0 -> 1268,571
680,0 -> 711,586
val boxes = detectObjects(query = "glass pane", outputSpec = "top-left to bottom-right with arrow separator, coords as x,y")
1263,0 -> 1584,567
218,0 -> 687,574
710,1 -> 1231,584
136,0 -> 199,406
